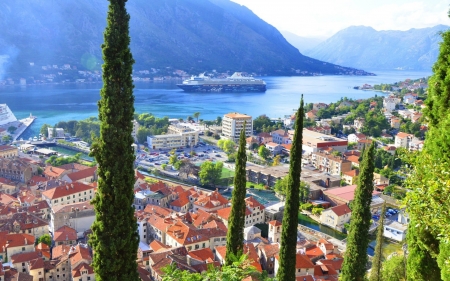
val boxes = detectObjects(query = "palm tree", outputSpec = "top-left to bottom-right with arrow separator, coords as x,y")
193,112 -> 200,123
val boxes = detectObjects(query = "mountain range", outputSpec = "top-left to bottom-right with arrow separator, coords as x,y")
302,25 -> 448,71
0,0 -> 370,79
279,31 -> 323,54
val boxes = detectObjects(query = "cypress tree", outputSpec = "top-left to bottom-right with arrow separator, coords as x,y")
340,142 -> 375,281
89,1 -> 139,280
277,96 -> 304,281
369,203 -> 386,281
225,124 -> 247,265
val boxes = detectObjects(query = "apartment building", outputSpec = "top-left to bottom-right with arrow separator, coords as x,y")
147,124 -> 199,150
311,151 -> 352,175
394,132 -> 413,148
222,112 -> 253,142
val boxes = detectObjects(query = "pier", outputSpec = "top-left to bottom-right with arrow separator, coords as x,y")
2,114 -> 36,141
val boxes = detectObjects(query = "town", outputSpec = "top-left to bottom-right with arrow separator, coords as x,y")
0,77 -> 426,280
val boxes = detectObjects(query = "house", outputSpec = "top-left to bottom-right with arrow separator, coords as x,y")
192,190 -> 229,212
257,243 -> 280,276
281,144 -> 292,155
271,130 -> 291,144
380,133 -> 393,140
0,232 -> 35,259
383,145 -> 396,155
353,118 -> 365,132
319,204 -> 352,231
53,225 -> 77,245
323,185 -> 384,214
268,220 -> 282,243
60,167 -> 97,184
274,253 -> 315,277
403,93 -> 417,104
215,243 -> 262,272
257,132 -> 273,144
305,110 -> 318,120
169,192 -> 190,213
50,201 -> 95,235
216,196 -> 265,228
0,158 -> 33,183
347,133 -> 366,143
411,112 -> 422,123
342,169 -> 359,185
390,117 -> 401,129
0,212 -> 49,239
265,142 -> 283,155
395,132 -> 413,148
42,182 -> 95,207
373,173 -> 389,185
244,226 -> 262,241
311,151 -> 352,175
383,96 -> 401,112
356,139 -> 372,151
383,220 -> 407,242
246,136 -> 259,149
313,103 -> 329,111
44,166 -> 69,180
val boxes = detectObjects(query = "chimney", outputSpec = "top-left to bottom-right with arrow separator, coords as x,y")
25,238 -> 27,245
71,184 -> 74,189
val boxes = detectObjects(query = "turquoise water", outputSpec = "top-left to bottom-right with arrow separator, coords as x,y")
0,70 -> 431,139
43,145 -> 94,161
298,213 -> 347,240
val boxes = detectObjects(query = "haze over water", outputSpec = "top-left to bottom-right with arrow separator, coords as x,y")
1,70 -> 431,139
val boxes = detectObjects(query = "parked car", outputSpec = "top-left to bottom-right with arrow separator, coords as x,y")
215,154 -> 221,157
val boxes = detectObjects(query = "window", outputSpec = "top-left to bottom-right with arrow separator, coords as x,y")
22,247 -> 25,251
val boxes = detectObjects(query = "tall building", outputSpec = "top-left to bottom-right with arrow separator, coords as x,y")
147,124 -> 199,150
222,112 -> 252,142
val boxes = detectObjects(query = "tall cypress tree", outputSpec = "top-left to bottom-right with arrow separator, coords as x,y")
225,124 -> 247,265
277,96 -> 304,281
89,1 -> 139,280
369,203 -> 386,281
404,13 -> 450,279
340,142 -> 375,281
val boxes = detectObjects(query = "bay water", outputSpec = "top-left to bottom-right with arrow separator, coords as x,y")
0,70 -> 431,139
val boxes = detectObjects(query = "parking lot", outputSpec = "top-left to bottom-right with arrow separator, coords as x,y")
135,141 -> 229,171
372,207 -> 400,222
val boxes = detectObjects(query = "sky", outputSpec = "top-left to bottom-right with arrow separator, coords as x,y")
231,0 -> 450,39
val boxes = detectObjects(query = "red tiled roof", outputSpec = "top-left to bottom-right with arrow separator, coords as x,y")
10,251 -> 41,264
66,167 -> 97,182
44,166 -> 67,178
170,194 -> 190,208
54,225 -> 77,242
217,206 -> 251,221
188,248 -> 215,262
305,245 -> 323,259
42,182 -> 94,199
318,258 -> 344,271
396,132 -> 413,138
324,185 -> 380,202
268,220 -> 282,226
245,196 -> 265,210
51,245 -> 71,260
149,240 -> 170,252
69,245 -> 92,267
0,233 -> 35,249
343,169 -> 359,177
295,253 -> 315,269
346,155 -> 360,164
72,262 -> 94,277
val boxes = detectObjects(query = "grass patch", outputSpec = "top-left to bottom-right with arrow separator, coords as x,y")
246,182 -> 266,190
382,241 -> 403,259
220,167 -> 234,179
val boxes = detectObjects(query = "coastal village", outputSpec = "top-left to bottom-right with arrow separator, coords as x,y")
0,77 -> 426,280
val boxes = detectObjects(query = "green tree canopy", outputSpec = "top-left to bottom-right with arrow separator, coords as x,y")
258,145 -> 270,159
217,139 -> 236,154
199,161 -> 223,187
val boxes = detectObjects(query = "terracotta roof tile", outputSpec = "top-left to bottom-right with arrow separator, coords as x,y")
44,166 -> 67,178
41,182 -> 94,200
188,248 -> 215,262
66,167 -> 97,182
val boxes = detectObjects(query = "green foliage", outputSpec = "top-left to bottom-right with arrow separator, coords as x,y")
272,155 -> 281,166
74,117 -> 101,144
193,112 -> 200,122
369,203 -> 386,281
438,242 -> 450,281
253,115 -> 278,133
258,145 -> 270,159
380,255 -> 406,281
277,96 -> 304,281
274,176 -> 309,201
46,153 -> 82,166
36,234 -> 52,246
89,1 -> 139,280
173,161 -> 182,170
227,152 -> 237,163
214,134 -> 221,140
225,126 -> 247,265
2,135 -> 12,142
311,207 -> 323,215
169,154 -> 177,165
341,143 -> 375,281
360,110 -> 390,137
300,203 -> 313,211
199,161 -> 223,187
406,220 -> 441,281
40,124 -> 51,137
161,164 -> 167,170
162,253 -> 268,281
217,139 -> 236,154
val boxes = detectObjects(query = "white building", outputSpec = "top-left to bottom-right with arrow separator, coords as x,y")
394,132 -> 413,148
147,125 -> 199,150
132,120 -> 140,142
383,220 -> 407,242
48,127 -> 65,139
222,112 -> 253,142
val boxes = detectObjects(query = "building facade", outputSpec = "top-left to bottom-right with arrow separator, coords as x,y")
222,113 -> 253,142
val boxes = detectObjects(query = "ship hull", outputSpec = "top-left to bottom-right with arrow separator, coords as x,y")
176,84 -> 266,93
